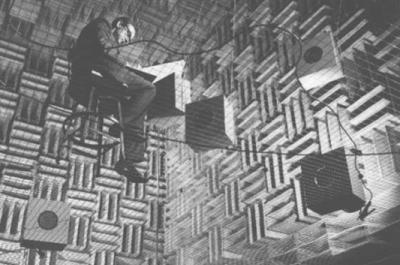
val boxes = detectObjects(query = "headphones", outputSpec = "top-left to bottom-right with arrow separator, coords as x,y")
111,17 -> 130,28
111,17 -> 136,41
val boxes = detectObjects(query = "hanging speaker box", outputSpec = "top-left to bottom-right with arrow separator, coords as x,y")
143,60 -> 190,119
185,95 -> 235,152
21,198 -> 71,251
297,26 -> 344,91
300,148 -> 365,215
147,73 -> 185,119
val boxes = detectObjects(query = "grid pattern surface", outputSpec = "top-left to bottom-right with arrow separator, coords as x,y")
0,1 -> 399,265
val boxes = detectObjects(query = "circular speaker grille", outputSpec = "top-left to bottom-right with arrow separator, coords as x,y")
38,211 -> 58,230
313,166 -> 333,188
304,46 -> 323,64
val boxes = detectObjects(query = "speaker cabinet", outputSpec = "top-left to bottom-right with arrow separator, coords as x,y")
21,198 -> 70,251
148,73 -> 185,119
185,95 -> 235,152
300,148 -> 365,215
297,26 -> 344,90
143,60 -> 190,119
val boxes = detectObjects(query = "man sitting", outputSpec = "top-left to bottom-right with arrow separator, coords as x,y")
69,16 -> 156,183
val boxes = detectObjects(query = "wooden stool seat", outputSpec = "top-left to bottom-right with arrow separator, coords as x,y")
91,70 -> 127,99
90,70 -> 128,115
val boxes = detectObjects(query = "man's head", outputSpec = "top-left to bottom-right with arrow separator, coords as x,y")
111,17 -> 136,44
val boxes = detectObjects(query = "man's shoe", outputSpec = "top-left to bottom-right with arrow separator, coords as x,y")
115,160 -> 149,183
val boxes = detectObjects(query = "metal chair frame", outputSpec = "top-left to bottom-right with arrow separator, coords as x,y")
57,72 -> 127,163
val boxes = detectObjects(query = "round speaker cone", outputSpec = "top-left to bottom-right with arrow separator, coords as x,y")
304,46 -> 323,63
314,166 -> 333,188
38,211 -> 58,230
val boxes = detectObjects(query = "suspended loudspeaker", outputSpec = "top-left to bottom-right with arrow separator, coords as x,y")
300,147 -> 365,215
148,73 -> 185,119
21,198 -> 71,251
185,95 -> 235,152
297,26 -> 344,90
143,60 -> 190,119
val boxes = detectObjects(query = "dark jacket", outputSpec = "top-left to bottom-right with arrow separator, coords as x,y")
69,18 -> 125,105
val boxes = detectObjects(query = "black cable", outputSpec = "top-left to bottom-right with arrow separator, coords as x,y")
107,125 -> 400,157
334,2 -> 375,218
293,30 -> 373,218
9,23 -> 287,57
5,18 -> 307,56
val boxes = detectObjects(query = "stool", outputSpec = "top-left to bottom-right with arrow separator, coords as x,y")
57,70 -> 128,163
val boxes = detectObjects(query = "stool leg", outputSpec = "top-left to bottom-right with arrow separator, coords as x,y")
57,102 -> 80,164
117,100 -> 126,161
96,98 -> 103,176
81,87 -> 96,142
